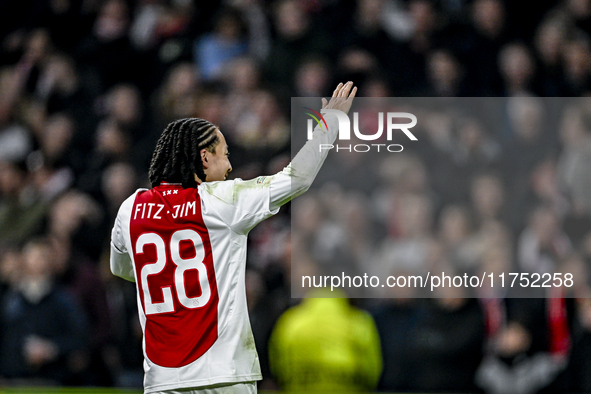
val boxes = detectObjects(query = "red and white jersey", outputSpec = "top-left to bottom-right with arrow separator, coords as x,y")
110,113 -> 339,393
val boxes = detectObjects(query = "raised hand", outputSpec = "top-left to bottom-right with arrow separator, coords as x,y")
321,81 -> 357,114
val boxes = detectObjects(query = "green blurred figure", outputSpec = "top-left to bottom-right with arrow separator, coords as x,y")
269,292 -> 382,393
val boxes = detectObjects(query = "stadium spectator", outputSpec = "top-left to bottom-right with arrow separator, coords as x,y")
264,0 -> 331,91
222,56 -> 262,135
371,297 -> 421,391
153,62 -> 202,127
28,113 -> 77,201
0,238 -> 88,384
476,297 -> 571,393
193,8 -> 248,82
557,102 -> 591,215
534,15 -> 570,96
517,204 -> 572,275
0,160 -> 47,246
424,48 -> 466,96
293,56 -> 332,97
562,32 -> 591,96
413,294 -> 486,392
269,292 -> 382,392
498,42 -> 537,95
468,0 -> 508,95
76,0 -> 139,91
470,173 -> 506,227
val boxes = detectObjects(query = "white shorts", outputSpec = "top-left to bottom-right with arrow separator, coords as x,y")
152,381 -> 257,394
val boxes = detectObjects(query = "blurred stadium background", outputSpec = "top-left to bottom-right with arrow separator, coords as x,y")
2,0 -> 591,392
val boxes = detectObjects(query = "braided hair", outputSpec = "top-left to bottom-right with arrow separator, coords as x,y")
149,118 -> 220,188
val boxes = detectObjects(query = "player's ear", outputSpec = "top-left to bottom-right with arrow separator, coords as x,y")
200,148 -> 209,168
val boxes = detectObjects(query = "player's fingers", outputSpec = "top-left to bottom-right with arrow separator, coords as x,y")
321,98 -> 328,108
349,86 -> 358,99
333,82 -> 343,97
340,81 -> 352,97
337,83 -> 347,97
345,81 -> 354,96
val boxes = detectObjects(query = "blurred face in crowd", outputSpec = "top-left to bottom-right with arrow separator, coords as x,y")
409,0 -> 436,35
295,59 -> 330,96
471,175 -> 504,219
23,242 -> 52,280
96,120 -> 130,157
531,160 -> 559,200
94,0 -> 129,41
482,246 -> 512,277
398,194 -> 432,238
275,0 -> 308,40
0,250 -> 21,286
499,43 -> 535,91
472,0 -> 505,38
292,194 -> 323,234
507,96 -> 543,142
102,162 -> 137,207
227,57 -> 259,91
109,84 -> 142,125
168,63 -> 199,97
42,113 -> 74,162
457,118 -> 484,151
531,206 -> 559,245
563,39 -> 591,82
439,205 -> 470,245
215,12 -> 244,41
559,106 -> 587,146
428,49 -> 462,92
0,161 -> 24,197
567,0 -> 591,19
49,192 -> 99,239
535,19 -> 566,66
356,0 -> 385,29
24,29 -> 51,63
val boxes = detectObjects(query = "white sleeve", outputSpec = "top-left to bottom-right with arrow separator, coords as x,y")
268,111 -> 339,211
201,112 -> 339,233
110,195 -> 136,282
201,176 -> 279,234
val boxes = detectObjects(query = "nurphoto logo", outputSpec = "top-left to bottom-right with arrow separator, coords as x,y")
305,109 -> 418,153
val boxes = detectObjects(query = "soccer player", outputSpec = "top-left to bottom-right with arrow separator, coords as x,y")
110,81 -> 357,393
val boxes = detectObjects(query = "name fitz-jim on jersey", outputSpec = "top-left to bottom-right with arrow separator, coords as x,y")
109,82 -> 355,393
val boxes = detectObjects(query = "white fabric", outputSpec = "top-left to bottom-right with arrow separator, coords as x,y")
154,381 -> 257,394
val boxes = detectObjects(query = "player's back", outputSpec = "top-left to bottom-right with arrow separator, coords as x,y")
113,182 -> 263,392
131,183 -> 219,368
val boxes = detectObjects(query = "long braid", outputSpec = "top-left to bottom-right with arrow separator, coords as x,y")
149,118 -> 220,188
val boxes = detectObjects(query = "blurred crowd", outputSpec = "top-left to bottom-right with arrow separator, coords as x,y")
2,0 -> 591,392
292,96 -> 591,393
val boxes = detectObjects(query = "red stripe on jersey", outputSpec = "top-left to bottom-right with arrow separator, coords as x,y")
130,185 -> 219,368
